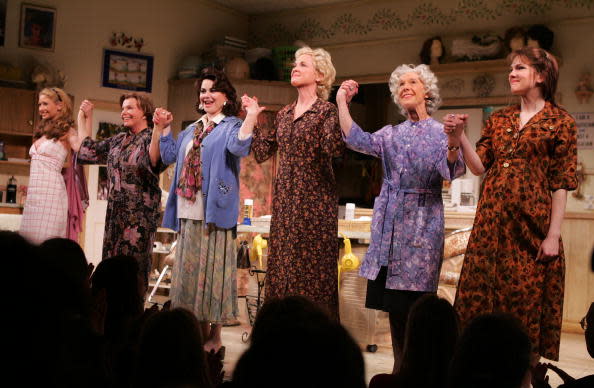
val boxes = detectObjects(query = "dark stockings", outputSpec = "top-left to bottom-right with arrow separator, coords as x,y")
389,311 -> 406,374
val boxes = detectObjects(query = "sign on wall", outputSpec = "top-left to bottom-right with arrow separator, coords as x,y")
574,112 -> 594,150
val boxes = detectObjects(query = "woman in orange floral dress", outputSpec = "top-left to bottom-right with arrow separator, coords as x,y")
251,47 -> 344,319
444,47 -> 577,361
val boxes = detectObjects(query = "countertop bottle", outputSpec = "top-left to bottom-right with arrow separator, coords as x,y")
6,176 -> 17,204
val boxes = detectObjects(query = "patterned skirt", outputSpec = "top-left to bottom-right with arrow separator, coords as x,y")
170,219 -> 238,323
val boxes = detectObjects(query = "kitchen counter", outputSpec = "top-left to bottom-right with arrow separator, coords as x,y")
238,210 -> 594,333
0,213 -> 22,231
237,223 -> 371,240
0,202 -> 24,215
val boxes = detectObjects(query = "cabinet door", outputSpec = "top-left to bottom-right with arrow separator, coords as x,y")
0,87 -> 36,134
238,110 -> 277,219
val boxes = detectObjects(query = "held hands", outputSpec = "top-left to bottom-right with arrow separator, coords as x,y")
531,363 -> 552,388
443,113 -> 467,142
537,235 -> 560,262
241,94 -> 265,117
531,362 -> 574,388
78,100 -> 94,120
337,80 -> 359,104
153,108 -> 173,132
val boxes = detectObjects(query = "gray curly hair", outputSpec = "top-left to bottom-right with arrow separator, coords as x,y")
388,64 -> 441,116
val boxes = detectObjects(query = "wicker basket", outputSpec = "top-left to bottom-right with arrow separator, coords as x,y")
338,219 -> 371,233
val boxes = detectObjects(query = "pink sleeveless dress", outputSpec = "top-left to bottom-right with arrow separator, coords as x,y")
20,139 -> 68,244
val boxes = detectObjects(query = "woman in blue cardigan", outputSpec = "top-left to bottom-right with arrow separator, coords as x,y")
154,67 -> 263,355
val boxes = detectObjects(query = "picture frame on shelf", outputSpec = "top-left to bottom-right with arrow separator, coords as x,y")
102,49 -> 154,92
19,3 -> 56,51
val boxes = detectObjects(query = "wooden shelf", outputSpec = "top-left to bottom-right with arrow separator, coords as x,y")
441,95 -> 518,108
335,59 -> 511,85
431,59 -> 509,76
0,159 -> 30,166
0,159 -> 30,176
169,77 -> 291,88
0,130 -> 33,137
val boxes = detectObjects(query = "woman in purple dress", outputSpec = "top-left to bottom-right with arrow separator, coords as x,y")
336,64 -> 465,372
77,93 -> 166,288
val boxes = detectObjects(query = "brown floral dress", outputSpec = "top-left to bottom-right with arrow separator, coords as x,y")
252,99 -> 345,319
78,129 -> 166,285
454,102 -> 578,361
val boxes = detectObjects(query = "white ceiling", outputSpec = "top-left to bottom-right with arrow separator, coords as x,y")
211,0 -> 355,15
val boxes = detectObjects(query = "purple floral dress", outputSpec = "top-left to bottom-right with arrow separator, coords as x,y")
78,129 -> 166,284
345,118 -> 465,292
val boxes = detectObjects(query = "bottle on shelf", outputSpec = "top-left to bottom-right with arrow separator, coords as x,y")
6,176 -> 17,203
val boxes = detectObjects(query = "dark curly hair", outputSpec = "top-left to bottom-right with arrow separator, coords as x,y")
526,24 -> 554,51
34,87 -> 75,141
420,36 -> 445,65
194,67 -> 239,116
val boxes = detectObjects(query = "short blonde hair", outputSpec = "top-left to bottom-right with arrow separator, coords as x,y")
388,64 -> 442,116
295,46 -> 336,101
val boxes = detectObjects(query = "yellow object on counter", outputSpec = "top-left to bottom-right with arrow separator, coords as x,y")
250,234 -> 268,269
338,232 -> 360,289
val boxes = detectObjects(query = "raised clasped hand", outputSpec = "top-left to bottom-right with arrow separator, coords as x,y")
443,113 -> 467,139
337,80 -> 359,104
79,100 -> 94,119
153,108 -> 173,129
241,94 -> 266,117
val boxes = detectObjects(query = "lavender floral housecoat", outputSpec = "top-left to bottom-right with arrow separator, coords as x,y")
345,118 -> 465,292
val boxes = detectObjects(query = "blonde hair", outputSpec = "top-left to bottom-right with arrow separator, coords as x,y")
295,46 -> 336,101
34,87 -> 75,140
388,64 -> 442,116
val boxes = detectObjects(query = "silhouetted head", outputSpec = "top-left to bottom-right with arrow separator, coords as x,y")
399,294 -> 459,388
134,308 -> 211,388
40,238 -> 89,284
91,255 -> 144,340
40,238 -> 91,317
448,313 -> 532,388
232,296 -> 366,388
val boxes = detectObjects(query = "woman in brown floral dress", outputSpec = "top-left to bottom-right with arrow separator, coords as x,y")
444,47 -> 578,361
251,47 -> 344,319
78,93 -> 166,288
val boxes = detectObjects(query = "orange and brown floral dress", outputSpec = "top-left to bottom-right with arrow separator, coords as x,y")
454,102 -> 578,361
252,99 -> 345,319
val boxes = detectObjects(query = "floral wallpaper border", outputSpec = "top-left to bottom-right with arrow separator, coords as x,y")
249,0 -> 594,46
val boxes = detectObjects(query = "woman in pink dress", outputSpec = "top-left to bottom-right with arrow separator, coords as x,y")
20,88 -> 89,244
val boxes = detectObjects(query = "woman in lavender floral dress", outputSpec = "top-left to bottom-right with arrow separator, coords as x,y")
336,64 -> 465,372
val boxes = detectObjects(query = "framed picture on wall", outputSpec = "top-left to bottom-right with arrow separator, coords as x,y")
102,49 -> 154,92
97,121 -> 125,141
19,3 -> 56,51
0,0 -> 7,47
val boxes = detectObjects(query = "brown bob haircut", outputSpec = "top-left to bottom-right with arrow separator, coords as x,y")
194,67 -> 239,116
119,92 -> 155,128
509,47 -> 559,105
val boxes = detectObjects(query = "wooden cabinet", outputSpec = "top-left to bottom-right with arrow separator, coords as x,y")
0,87 -> 36,135
0,87 -> 36,174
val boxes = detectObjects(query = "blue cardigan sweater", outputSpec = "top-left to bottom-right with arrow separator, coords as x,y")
160,116 -> 252,231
